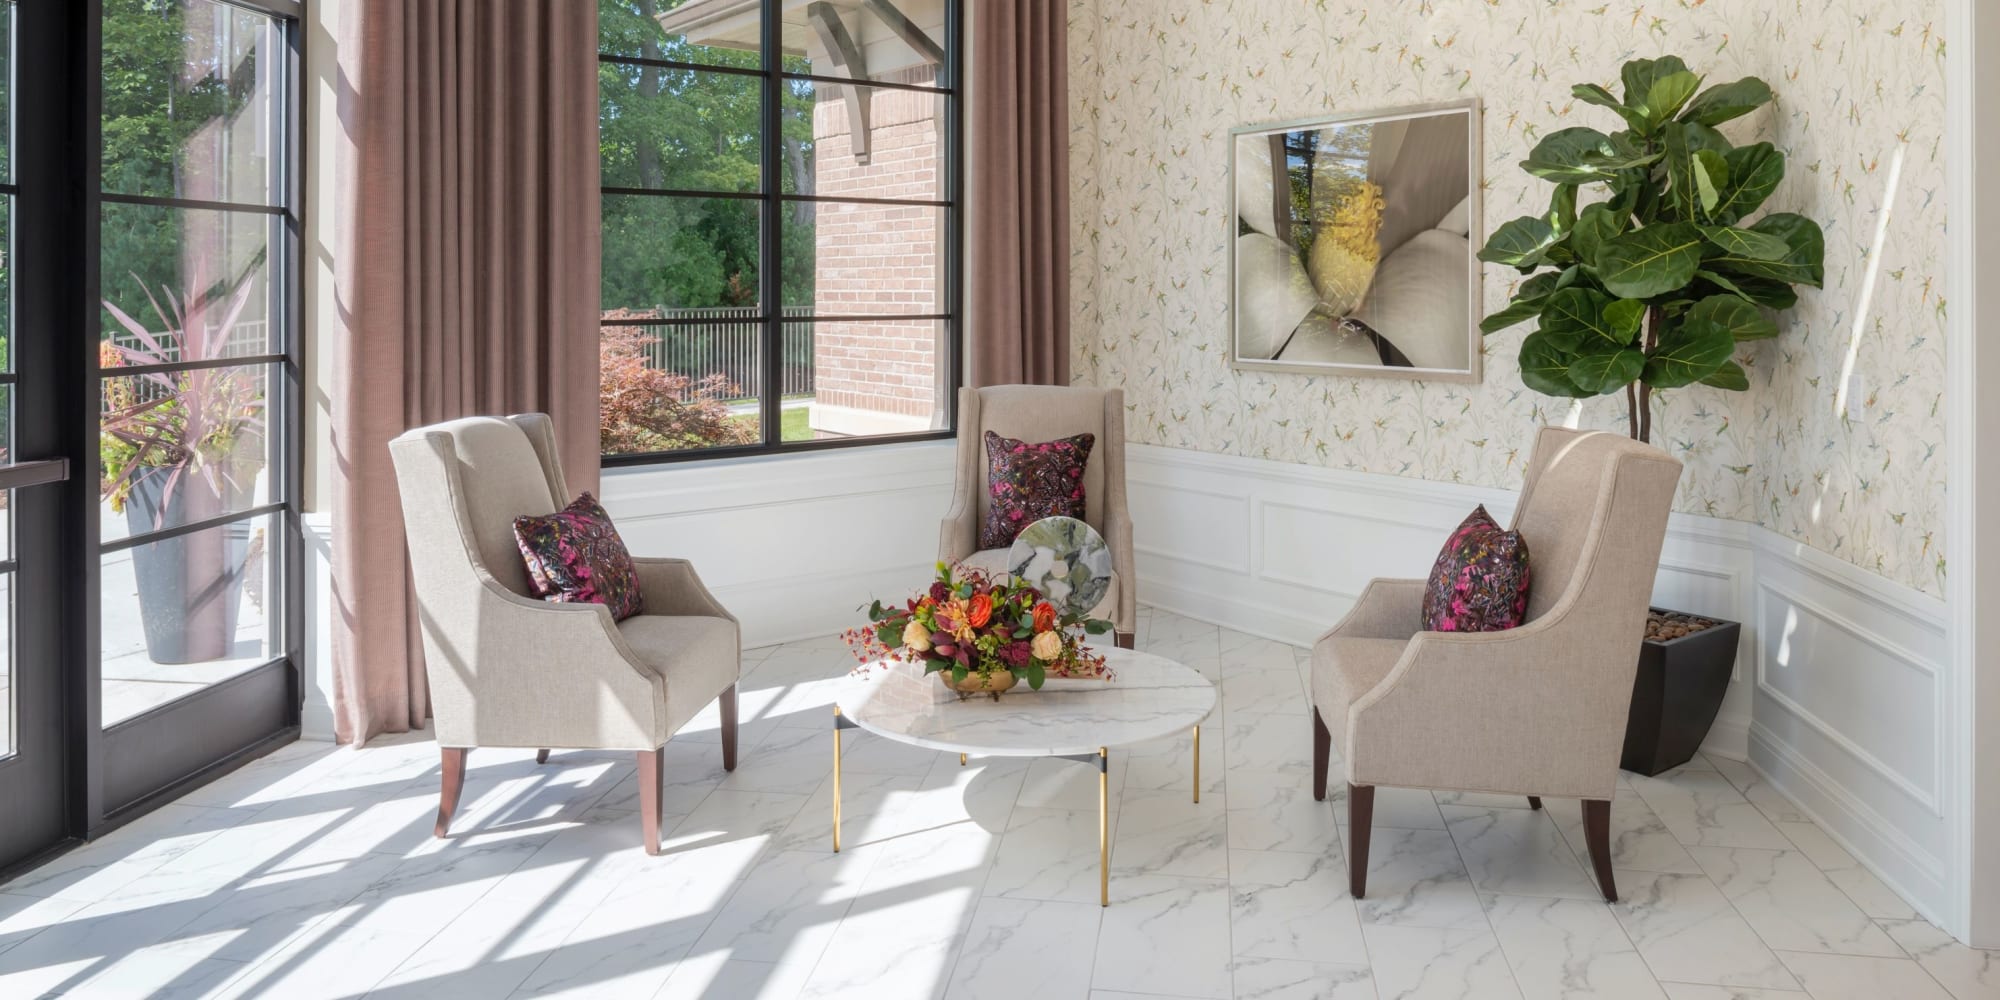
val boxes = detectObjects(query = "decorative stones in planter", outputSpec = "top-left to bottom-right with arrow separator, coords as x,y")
1620,608 -> 1741,776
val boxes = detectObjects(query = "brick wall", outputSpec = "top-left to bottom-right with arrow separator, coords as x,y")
808,70 -> 945,437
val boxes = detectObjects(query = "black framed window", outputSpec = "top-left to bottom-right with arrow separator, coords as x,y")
597,0 -> 962,462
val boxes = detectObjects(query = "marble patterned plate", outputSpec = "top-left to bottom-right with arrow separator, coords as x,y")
1007,516 -> 1112,617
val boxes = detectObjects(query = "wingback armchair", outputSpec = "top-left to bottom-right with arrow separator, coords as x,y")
1310,427 -> 1683,902
939,385 -> 1137,647
389,414 -> 741,855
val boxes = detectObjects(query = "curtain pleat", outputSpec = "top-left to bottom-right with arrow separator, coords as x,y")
330,0 -> 602,745
970,0 -> 1071,387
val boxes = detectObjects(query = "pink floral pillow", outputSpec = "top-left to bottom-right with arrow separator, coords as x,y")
513,492 -> 645,621
1420,505 -> 1531,632
979,430 -> 1094,550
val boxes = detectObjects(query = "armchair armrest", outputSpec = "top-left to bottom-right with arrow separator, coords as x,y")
632,557 -> 735,622
939,492 -> 977,565
1344,607 -> 1639,799
1325,578 -> 1427,642
1103,501 -> 1138,634
423,575 -> 669,750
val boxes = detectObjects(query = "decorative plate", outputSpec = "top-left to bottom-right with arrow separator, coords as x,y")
1007,516 -> 1112,618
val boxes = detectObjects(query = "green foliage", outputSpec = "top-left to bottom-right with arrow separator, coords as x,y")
1479,55 -> 1824,439
597,0 -> 818,313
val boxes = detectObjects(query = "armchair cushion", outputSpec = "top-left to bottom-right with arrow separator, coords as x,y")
1420,505 -> 1531,633
616,615 -> 741,734
954,548 -> 1119,625
980,430 -> 1094,549
513,492 -> 645,621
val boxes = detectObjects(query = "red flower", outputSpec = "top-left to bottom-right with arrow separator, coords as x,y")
1032,601 -> 1058,633
968,592 -> 994,628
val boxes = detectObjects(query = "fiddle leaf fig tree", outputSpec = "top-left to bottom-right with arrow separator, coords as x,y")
1478,55 -> 1823,442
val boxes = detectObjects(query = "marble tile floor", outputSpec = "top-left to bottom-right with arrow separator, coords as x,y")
1,607 -> 1994,999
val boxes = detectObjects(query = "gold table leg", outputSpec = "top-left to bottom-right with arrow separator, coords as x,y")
960,752 -> 966,766
1192,725 -> 1201,804
1099,746 -> 1110,907
832,706 -> 844,853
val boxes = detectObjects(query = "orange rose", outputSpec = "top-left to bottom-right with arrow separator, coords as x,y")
967,592 -> 994,628
1031,601 -> 1057,633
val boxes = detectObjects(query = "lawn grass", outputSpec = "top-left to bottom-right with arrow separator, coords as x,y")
729,404 -> 812,441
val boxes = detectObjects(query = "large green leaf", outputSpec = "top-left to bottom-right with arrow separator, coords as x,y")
1596,222 -> 1705,298
1663,122 -> 1698,221
1685,294 -> 1779,340
1707,212 -> 1824,286
1572,82 -> 1651,133
1582,131 -> 1663,171
1519,333 -> 1594,398
1680,77 -> 1774,126
1645,70 -> 1703,128
1567,345 -> 1647,395
1621,55 -> 1691,108
1700,225 -> 1790,261
1522,127 -> 1616,184
1478,216 -> 1560,269
1548,183 -> 1579,235
1708,143 -> 1785,224
1698,269 -> 1799,309
1693,149 -> 1728,216
1539,287 -> 1628,349
1604,298 -> 1647,338
1571,204 -> 1626,270
1480,295 -> 1548,334
1701,360 -> 1751,390
1642,318 -> 1737,388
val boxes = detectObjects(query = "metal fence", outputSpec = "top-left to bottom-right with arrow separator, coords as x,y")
635,307 -> 814,401
102,320 -> 272,408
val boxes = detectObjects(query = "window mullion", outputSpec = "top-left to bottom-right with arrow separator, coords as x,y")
758,0 -> 782,447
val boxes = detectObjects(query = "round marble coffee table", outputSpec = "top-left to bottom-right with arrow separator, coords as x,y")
832,646 -> 1216,905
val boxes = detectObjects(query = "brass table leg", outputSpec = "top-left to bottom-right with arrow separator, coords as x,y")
960,752 -> 966,766
1099,746 -> 1110,907
1192,725 -> 1201,804
832,706 -> 845,852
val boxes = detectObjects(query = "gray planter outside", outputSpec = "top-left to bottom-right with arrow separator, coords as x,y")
123,467 -> 254,664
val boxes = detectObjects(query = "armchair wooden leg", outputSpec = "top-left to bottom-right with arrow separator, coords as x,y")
535,749 -> 550,765
1582,799 -> 1617,902
1347,783 -> 1375,898
1114,631 -> 1135,650
434,747 -> 467,839
638,748 -> 664,856
720,684 -> 739,773
1527,796 -> 1542,810
1311,710 -> 1332,802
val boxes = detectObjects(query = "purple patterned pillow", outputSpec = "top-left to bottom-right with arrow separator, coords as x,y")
1421,505 -> 1531,633
979,430 -> 1095,550
513,492 -> 645,621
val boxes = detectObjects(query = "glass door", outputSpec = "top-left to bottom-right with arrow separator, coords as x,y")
0,0 -> 302,876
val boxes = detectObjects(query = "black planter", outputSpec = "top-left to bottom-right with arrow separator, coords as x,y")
1620,607 -> 1741,776
123,468 -> 253,664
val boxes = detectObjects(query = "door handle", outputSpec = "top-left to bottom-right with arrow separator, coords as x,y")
0,459 -> 70,491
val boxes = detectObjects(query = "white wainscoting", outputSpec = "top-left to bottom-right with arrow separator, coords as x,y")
1124,442 -> 1951,925
598,440 -> 958,650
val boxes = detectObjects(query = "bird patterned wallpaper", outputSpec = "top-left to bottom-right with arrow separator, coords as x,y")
1066,0 -> 1949,598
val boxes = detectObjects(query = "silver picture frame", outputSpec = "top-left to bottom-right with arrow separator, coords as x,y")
1228,99 -> 1483,382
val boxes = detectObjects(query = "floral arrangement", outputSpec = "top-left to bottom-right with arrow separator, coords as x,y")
844,562 -> 1114,690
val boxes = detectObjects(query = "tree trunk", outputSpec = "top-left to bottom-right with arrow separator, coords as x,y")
1632,305 -> 1664,444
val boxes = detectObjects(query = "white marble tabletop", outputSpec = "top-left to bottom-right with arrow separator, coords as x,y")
835,647 -> 1217,757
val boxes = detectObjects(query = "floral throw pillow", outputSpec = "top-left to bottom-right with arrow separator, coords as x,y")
513,492 -> 645,621
1420,505 -> 1531,632
979,430 -> 1094,550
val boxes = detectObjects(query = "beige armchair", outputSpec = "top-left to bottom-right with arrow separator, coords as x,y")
1310,427 -> 1683,902
388,414 -> 741,855
939,385 -> 1137,647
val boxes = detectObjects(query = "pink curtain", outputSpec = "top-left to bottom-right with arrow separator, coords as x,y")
330,0 -> 602,744
969,0 -> 1071,387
